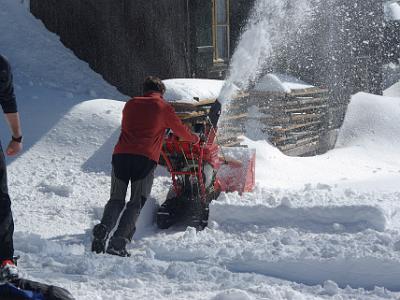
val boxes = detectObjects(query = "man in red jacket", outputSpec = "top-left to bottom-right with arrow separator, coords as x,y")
92,76 -> 199,257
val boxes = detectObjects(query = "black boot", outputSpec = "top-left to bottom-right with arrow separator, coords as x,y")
106,237 -> 131,257
91,224 -> 109,254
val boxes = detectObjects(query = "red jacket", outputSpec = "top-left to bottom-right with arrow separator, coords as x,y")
113,92 -> 198,162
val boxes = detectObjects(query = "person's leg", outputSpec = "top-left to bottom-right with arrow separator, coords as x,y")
0,145 -> 17,280
107,166 -> 155,256
92,155 -> 130,253
0,145 -> 13,262
99,168 -> 129,230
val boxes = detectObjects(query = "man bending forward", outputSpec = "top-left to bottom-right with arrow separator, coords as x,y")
92,76 -> 198,257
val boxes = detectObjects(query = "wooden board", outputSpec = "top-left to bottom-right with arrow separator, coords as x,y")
272,134 -> 320,147
279,136 -> 320,151
270,130 -> 322,143
266,120 -> 322,132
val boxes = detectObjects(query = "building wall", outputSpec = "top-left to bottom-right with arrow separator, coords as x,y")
30,0 -> 255,93
187,0 -> 213,78
189,0 -> 255,78
30,0 -> 190,96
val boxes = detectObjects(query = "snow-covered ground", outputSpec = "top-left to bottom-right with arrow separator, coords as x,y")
2,1 -> 400,299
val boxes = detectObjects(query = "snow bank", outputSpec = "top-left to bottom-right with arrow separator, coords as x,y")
210,192 -> 387,232
384,80 -> 400,97
337,92 -> 400,151
0,0 -> 124,160
163,79 -> 225,103
385,2 -> 400,21
0,0 -> 122,99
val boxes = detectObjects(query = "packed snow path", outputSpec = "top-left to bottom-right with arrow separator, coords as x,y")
2,1 -> 400,299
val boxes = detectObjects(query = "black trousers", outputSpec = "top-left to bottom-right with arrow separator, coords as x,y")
100,154 -> 156,242
0,144 -> 13,261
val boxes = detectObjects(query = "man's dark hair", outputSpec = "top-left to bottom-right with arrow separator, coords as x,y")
143,76 -> 166,94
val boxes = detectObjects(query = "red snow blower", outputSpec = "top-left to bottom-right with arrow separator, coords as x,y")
156,100 -> 256,230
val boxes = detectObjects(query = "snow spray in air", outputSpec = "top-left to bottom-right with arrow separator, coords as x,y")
218,0 -> 314,105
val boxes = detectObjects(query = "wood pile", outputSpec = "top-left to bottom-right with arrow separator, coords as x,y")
169,86 -> 330,156
220,87 -> 330,156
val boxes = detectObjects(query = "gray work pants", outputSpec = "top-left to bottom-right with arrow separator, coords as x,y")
100,154 -> 155,242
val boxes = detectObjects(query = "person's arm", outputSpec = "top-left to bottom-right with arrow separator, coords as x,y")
4,112 -> 22,156
0,57 -> 22,156
165,105 -> 199,143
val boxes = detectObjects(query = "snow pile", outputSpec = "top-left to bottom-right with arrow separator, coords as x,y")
337,92 -> 400,151
163,79 -> 225,103
253,73 -> 314,93
385,2 -> 400,21
0,0 -> 124,159
384,79 -> 400,97
0,1 -> 121,100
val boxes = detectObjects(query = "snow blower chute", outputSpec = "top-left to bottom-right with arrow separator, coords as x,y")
156,99 -> 256,230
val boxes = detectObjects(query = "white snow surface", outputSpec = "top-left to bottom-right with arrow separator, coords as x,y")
253,73 -> 314,93
163,79 -> 225,103
385,2 -> 400,21
384,80 -> 400,97
2,1 -> 400,299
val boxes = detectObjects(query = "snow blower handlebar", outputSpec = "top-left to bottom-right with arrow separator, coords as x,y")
161,133 -> 209,201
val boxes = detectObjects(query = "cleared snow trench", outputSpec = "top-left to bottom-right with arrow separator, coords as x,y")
228,257 -> 400,291
206,189 -> 400,291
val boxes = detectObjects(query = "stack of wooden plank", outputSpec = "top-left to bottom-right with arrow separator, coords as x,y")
222,87 -> 330,156
169,86 -> 329,156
